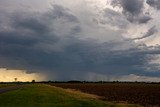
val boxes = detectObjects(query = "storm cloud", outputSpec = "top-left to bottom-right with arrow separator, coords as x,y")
147,0 -> 160,10
111,0 -> 151,24
0,0 -> 160,81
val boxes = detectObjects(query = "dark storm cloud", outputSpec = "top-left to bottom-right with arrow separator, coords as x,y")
111,0 -> 143,14
111,0 -> 151,24
0,5 -> 79,69
0,4 -> 160,80
147,0 -> 160,10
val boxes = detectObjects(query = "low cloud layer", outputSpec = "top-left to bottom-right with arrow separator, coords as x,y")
85,73 -> 160,82
0,0 -> 160,81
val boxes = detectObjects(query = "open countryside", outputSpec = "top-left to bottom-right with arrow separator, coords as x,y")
1,0 -> 160,106
0,82 -> 159,107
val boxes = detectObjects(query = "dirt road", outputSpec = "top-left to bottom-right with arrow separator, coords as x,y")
0,85 -> 24,94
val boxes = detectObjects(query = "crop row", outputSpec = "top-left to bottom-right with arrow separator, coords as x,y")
49,83 -> 160,106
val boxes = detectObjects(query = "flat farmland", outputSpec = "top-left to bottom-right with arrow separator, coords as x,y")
50,83 -> 160,106
0,84 -> 120,107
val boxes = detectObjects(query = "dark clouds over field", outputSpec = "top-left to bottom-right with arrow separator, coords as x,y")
0,0 -> 160,81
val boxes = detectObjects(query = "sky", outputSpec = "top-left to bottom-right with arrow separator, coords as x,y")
0,0 -> 160,82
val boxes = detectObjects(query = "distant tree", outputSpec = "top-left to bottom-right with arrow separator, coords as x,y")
32,80 -> 35,83
116,80 -> 119,83
68,80 -> 82,83
14,78 -> 17,82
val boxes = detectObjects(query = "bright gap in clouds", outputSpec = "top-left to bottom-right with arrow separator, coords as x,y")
0,68 -> 46,82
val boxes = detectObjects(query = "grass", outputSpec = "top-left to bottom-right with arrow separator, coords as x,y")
0,84 -> 116,107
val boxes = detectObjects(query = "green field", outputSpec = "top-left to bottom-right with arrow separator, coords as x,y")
0,84 -> 143,107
